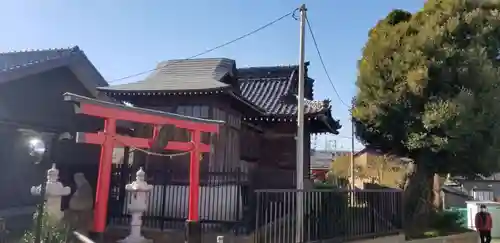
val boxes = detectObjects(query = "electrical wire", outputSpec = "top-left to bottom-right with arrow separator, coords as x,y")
305,17 -> 350,109
108,8 -> 298,84
305,16 -> 361,154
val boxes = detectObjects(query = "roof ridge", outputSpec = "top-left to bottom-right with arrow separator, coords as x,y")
0,46 -> 81,73
0,46 -> 80,55
161,57 -> 233,64
238,64 -> 298,71
239,77 -> 289,81
238,61 -> 310,71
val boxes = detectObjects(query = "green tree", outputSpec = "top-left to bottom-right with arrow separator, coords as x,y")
353,0 -> 500,228
368,154 -> 397,183
329,155 -> 351,177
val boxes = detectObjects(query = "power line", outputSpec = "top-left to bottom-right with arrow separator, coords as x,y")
305,17 -> 350,109
305,15 -> 359,185
108,8 -> 298,84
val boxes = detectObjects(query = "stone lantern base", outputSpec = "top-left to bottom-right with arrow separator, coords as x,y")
119,235 -> 153,243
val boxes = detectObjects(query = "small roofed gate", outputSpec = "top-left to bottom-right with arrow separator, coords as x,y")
63,92 -> 223,238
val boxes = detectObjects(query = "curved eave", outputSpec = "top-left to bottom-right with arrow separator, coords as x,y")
309,111 -> 341,135
242,109 -> 341,135
97,86 -> 230,97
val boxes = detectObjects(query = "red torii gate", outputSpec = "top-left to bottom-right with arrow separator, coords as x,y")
63,93 -> 223,240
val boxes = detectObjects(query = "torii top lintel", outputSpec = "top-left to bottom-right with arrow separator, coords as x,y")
63,92 -> 224,132
63,92 -> 224,233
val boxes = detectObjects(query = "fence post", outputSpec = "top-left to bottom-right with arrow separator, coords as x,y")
118,148 -> 131,217
370,191 -> 376,234
254,191 -> 261,242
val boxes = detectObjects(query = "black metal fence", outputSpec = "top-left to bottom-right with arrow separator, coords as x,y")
108,164 -> 404,242
253,189 -> 403,243
108,163 -> 250,234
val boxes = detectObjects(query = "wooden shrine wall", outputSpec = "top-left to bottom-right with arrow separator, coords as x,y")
128,99 -> 243,184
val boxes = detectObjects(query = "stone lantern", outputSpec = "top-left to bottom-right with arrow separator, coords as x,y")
120,167 -> 153,243
31,163 -> 71,221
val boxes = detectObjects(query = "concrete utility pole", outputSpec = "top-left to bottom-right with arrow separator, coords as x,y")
296,4 -> 307,243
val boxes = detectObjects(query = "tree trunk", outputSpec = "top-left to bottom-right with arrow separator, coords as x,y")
402,162 -> 434,233
432,173 -> 442,210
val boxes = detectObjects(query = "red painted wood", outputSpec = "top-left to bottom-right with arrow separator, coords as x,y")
80,103 -> 220,132
188,130 -> 201,221
68,95 -> 221,233
93,118 -> 116,233
80,132 -> 211,152
150,125 -> 161,147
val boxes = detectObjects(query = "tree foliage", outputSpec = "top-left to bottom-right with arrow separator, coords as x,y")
354,0 -> 500,229
354,0 -> 500,177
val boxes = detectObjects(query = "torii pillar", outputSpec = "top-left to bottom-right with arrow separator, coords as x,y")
64,93 -> 222,242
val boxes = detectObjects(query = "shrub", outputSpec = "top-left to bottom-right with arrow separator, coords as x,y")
20,205 -> 70,243
408,211 -> 470,239
428,211 -> 465,233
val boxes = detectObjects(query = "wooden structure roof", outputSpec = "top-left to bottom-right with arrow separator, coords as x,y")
98,58 -> 235,92
99,58 -> 341,133
0,46 -> 108,97
0,46 -> 137,133
238,64 -> 330,116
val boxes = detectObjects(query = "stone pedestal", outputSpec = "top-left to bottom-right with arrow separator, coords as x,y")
119,168 -> 153,243
31,164 -> 71,221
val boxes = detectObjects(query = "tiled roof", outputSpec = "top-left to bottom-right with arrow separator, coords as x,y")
100,58 -> 331,116
310,150 -> 334,169
0,47 -> 80,74
98,58 -> 340,133
99,58 -> 235,92
441,185 -> 472,198
0,46 -> 109,99
238,65 -> 329,116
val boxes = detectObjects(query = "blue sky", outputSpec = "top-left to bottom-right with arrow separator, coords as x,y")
1,0 -> 423,151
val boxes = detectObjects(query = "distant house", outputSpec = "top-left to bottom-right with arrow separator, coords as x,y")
332,149 -> 352,159
310,149 -> 358,182
441,177 -> 500,208
352,148 -> 387,168
310,150 -> 333,181
441,184 -> 473,209
330,148 -> 406,188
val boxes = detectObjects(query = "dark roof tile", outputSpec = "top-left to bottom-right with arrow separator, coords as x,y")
99,58 -> 235,92
100,58 -> 331,116
238,66 -> 329,116
0,47 -> 80,73
0,46 -> 111,101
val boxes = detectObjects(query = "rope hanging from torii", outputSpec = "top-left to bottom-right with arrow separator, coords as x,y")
120,124 -> 218,160
63,92 -> 223,235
